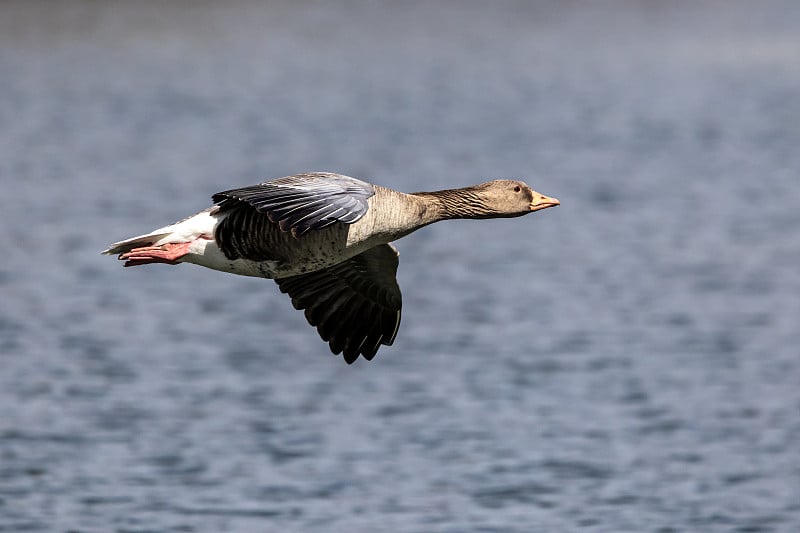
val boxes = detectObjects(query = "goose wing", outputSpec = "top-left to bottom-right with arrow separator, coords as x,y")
275,244 -> 402,363
212,172 -> 374,238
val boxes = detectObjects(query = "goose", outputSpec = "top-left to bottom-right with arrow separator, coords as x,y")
103,172 -> 559,363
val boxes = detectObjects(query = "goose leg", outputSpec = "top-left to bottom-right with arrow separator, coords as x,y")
119,242 -> 192,267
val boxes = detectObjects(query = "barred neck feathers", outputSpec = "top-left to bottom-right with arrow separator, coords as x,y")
411,180 -> 537,221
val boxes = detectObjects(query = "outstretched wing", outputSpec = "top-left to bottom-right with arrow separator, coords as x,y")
275,244 -> 402,363
212,172 -> 374,238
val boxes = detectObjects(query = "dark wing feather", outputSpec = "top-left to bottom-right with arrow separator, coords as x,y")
213,172 -> 374,238
275,244 -> 402,363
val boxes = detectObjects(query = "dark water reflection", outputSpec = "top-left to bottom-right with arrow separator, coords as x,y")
2,0 -> 800,531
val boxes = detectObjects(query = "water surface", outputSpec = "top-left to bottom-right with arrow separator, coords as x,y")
1,1 -> 799,531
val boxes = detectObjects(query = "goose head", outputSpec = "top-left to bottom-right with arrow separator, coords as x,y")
466,179 -> 560,218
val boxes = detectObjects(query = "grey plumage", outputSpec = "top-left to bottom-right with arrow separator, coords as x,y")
275,244 -> 401,363
104,172 -> 559,363
213,172 -> 374,238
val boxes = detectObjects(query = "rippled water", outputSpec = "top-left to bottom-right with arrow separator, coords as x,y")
2,1 -> 799,531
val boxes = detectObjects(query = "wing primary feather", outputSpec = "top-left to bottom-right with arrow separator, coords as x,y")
273,244 -> 402,362
213,173 -> 375,237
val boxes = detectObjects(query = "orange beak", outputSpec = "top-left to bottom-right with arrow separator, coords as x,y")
529,192 -> 560,212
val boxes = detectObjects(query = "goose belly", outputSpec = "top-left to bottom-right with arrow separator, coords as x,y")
181,225 -> 377,279
182,238 -> 282,278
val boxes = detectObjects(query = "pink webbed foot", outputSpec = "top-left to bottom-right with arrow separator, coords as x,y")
119,242 -> 192,267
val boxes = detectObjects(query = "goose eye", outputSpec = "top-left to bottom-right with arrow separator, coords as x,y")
513,185 -> 521,193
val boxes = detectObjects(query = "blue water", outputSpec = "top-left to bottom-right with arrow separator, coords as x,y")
1,1 -> 799,531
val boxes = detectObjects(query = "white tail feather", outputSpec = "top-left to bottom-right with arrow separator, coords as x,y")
101,208 -> 220,255
101,231 -> 174,255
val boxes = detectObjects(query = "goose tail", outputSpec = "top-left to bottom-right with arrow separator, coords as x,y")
101,231 -> 175,256
102,207 -> 220,256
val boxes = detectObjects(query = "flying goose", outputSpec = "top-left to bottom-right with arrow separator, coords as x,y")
103,172 -> 559,363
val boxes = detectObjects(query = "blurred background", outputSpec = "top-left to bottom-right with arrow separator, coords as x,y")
1,1 -> 799,531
